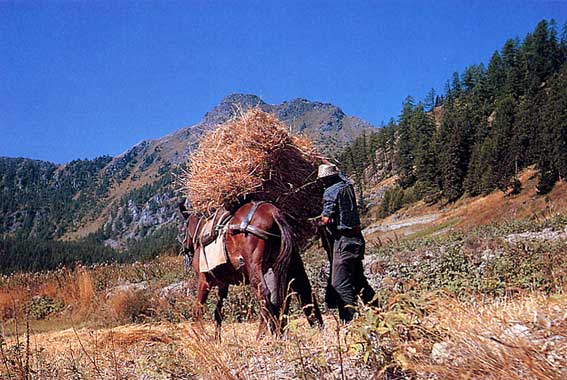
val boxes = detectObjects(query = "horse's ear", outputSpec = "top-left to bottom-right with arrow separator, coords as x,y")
179,201 -> 189,220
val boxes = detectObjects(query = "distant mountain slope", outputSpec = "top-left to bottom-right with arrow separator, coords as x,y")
0,94 -> 374,259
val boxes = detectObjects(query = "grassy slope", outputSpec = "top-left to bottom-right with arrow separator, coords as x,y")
364,168 -> 567,242
2,175 -> 567,379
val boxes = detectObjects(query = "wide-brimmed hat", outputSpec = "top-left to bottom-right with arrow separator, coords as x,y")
317,163 -> 340,179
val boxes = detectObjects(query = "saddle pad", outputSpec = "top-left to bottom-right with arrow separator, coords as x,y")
201,217 -> 216,240
198,231 -> 227,273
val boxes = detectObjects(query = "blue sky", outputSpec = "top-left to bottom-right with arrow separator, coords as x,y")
1,0 -> 566,163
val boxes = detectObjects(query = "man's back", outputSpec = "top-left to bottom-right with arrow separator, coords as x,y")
322,178 -> 360,231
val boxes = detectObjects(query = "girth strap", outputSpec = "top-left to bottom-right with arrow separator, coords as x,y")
228,202 -> 281,240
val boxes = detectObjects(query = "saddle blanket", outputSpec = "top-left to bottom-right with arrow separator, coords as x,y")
198,231 -> 228,273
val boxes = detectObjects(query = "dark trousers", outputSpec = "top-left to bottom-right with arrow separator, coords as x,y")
329,234 -> 375,322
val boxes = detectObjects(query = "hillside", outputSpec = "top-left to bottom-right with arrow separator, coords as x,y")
340,20 -> 567,221
0,94 -> 373,273
2,177 -> 567,379
363,167 -> 567,241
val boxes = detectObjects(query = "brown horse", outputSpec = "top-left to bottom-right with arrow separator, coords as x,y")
179,201 -> 323,337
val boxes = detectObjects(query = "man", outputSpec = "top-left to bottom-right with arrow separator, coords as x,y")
317,163 -> 375,322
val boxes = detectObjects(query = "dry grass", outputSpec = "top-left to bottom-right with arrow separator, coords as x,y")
1,236 -> 566,379
415,293 -> 567,379
0,256 -> 190,333
0,315 -> 374,380
1,292 -> 565,379
106,288 -> 153,323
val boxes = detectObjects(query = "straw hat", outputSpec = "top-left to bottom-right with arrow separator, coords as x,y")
317,163 -> 340,179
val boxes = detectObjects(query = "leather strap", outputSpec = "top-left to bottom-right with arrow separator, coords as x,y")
228,202 -> 281,240
245,225 -> 280,240
240,201 -> 263,232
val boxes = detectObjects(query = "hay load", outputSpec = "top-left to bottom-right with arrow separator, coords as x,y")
184,108 -> 325,248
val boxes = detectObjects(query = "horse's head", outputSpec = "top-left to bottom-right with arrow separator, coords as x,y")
178,202 -> 201,269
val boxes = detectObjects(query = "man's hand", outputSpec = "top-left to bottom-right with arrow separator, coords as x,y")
320,216 -> 332,226
309,215 -> 333,227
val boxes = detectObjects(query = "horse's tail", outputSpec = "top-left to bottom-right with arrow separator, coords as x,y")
271,208 -> 294,307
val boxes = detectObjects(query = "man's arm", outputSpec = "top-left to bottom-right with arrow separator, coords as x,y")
321,188 -> 337,225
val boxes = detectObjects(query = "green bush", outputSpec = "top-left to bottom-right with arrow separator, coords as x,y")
29,296 -> 64,320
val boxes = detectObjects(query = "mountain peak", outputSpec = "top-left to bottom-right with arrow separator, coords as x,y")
201,93 -> 269,127
221,93 -> 266,106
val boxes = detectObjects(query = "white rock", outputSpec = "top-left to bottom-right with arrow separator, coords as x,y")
502,323 -> 531,339
106,281 -> 148,299
431,342 -> 451,364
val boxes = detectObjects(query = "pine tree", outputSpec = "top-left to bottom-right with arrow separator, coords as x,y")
537,158 -> 559,194
396,96 -> 416,188
451,72 -> 462,97
541,63 -> 567,181
520,20 -> 564,95
464,143 -> 487,195
489,94 -> 518,191
462,64 -> 485,94
561,22 -> 567,60
412,104 -> 439,194
437,102 -> 472,201
424,88 -> 436,111
501,38 -> 522,96
484,51 -> 505,100
513,92 -> 542,167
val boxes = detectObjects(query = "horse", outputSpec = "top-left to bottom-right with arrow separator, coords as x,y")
178,201 -> 323,337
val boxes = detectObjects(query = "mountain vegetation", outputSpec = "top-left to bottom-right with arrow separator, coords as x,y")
2,19 -> 567,380
2,19 -> 565,275
0,96 -> 370,274
340,19 -> 567,216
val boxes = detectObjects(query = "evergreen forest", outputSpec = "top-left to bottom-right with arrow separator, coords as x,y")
340,20 -> 567,217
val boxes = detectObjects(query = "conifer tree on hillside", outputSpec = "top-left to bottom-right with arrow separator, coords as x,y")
451,72 -> 462,98
411,104 -> 439,194
513,92 -> 542,168
561,22 -> 567,58
437,102 -> 475,201
484,51 -> 505,101
462,64 -> 485,94
396,96 -> 416,188
539,64 -> 567,185
337,19 -> 567,214
501,38 -> 522,97
424,88 -> 436,111
488,95 -> 518,191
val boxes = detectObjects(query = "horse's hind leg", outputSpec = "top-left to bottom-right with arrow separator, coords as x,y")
214,285 -> 228,342
194,274 -> 211,323
249,268 -> 279,337
288,251 -> 324,327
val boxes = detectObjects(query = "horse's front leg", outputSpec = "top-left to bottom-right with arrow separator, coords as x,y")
194,274 -> 211,323
214,285 -> 229,342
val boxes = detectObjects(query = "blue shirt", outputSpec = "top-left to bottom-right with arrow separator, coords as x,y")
321,178 -> 361,231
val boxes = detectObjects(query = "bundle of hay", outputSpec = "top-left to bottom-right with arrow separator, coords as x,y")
184,108 -> 325,248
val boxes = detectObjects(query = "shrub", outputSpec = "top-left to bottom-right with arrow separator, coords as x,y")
106,289 -> 153,323
29,296 -> 63,320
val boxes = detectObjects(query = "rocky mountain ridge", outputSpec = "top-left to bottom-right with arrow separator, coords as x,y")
0,94 -> 374,253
